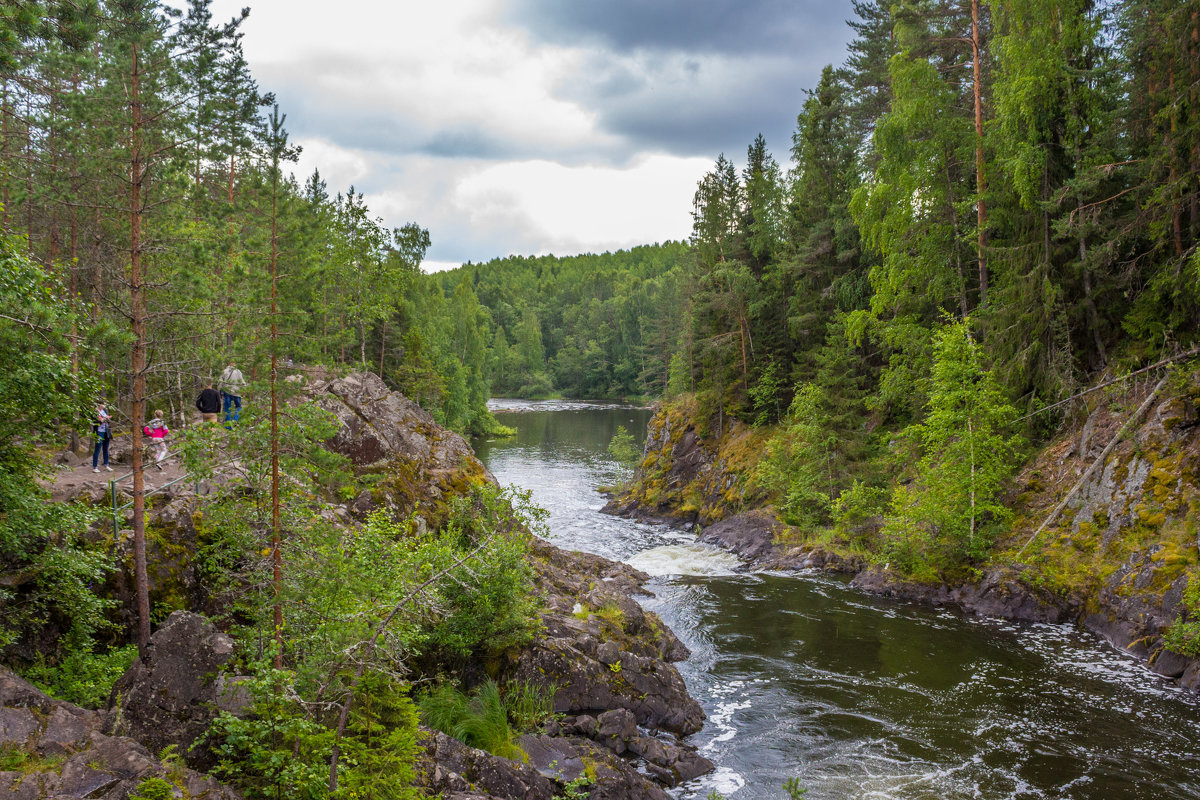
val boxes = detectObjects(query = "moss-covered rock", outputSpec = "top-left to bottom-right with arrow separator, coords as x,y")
603,396 -> 770,526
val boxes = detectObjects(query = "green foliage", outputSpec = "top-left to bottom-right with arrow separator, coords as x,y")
22,645 -> 137,709
501,680 -> 559,731
418,679 -> 526,762
331,672 -> 424,800
755,384 -> 835,529
608,425 -> 640,465
0,230 -> 114,653
1163,574 -> 1200,658
409,486 -> 543,663
128,777 -> 175,800
556,775 -> 594,800
447,244 -> 691,401
783,777 -> 809,799
206,666 -> 424,800
749,361 -> 785,426
879,321 -> 1024,574
205,667 -> 336,800
832,481 -> 890,540
0,743 -> 27,771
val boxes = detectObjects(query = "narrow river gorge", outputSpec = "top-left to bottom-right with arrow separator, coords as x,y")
476,401 -> 1200,800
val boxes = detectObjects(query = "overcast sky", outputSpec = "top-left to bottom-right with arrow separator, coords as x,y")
207,0 -> 856,271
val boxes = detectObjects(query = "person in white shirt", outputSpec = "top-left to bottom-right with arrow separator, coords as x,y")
218,362 -> 246,423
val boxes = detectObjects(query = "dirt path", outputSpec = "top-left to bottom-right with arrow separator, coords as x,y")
43,444 -> 190,504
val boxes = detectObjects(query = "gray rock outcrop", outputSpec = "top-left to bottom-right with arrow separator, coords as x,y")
109,611 -> 247,767
0,668 -> 239,799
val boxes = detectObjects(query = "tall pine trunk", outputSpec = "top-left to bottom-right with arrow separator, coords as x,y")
128,40 -> 151,656
971,0 -> 988,307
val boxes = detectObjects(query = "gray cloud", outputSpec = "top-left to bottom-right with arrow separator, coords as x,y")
259,64 -> 621,166
506,0 -> 849,58
510,1 -> 853,162
259,3 -> 855,171
548,53 -> 835,164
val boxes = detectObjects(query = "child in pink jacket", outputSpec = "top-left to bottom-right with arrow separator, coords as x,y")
144,410 -> 170,468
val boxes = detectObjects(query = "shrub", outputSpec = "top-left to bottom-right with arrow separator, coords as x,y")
877,320 -> 1024,575
128,777 -> 175,800
23,645 -> 137,709
411,486 -> 542,662
502,680 -> 558,730
608,425 -> 639,465
831,480 -> 889,542
1163,574 -> 1200,657
204,667 -> 423,800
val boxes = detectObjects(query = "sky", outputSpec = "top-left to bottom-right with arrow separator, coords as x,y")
206,0 -> 857,271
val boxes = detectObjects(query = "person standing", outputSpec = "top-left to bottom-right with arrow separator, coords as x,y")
218,361 -> 246,423
144,410 -> 170,468
91,402 -> 113,473
195,382 -> 221,423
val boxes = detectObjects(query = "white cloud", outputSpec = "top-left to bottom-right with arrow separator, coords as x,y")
455,154 -> 708,254
421,260 -> 463,274
210,0 -> 849,263
283,135 -> 707,263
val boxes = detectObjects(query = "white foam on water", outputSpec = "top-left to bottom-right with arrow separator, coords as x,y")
680,765 -> 746,799
626,543 -> 744,577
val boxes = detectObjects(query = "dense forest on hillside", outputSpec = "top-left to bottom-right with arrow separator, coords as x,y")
456,0 -> 1200,576
440,244 -> 690,400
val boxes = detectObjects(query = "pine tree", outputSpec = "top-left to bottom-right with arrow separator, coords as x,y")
880,319 -> 1023,574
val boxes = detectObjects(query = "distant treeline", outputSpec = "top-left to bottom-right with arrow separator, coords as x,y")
437,244 -> 690,401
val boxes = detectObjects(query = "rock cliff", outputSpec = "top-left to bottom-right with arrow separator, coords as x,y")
0,667 -> 239,799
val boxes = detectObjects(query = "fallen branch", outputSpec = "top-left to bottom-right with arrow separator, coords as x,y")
1015,376 -> 1168,558
1014,348 -> 1198,423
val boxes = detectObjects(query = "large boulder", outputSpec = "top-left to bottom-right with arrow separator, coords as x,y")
418,727 -> 677,800
699,508 -> 784,564
311,371 -> 491,524
0,668 -> 239,799
509,542 -> 706,741
418,729 -> 558,800
109,611 -> 247,766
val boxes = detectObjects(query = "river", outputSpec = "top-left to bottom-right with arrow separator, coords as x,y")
475,400 -> 1200,800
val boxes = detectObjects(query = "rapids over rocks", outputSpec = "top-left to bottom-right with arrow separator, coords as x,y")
478,400 -> 1200,800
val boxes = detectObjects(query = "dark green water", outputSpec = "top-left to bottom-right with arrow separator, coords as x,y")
476,401 -> 1200,800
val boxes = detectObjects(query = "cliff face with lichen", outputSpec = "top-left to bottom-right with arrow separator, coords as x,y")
989,374 -> 1200,678
602,395 -> 771,527
610,373 -> 1200,690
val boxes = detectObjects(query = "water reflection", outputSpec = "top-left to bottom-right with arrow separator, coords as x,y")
477,404 -> 1200,800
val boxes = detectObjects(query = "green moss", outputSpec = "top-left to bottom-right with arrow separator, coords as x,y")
0,744 -> 66,775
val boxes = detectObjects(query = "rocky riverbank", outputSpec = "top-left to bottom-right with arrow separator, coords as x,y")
605,379 -> 1200,694
7,372 -> 713,799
